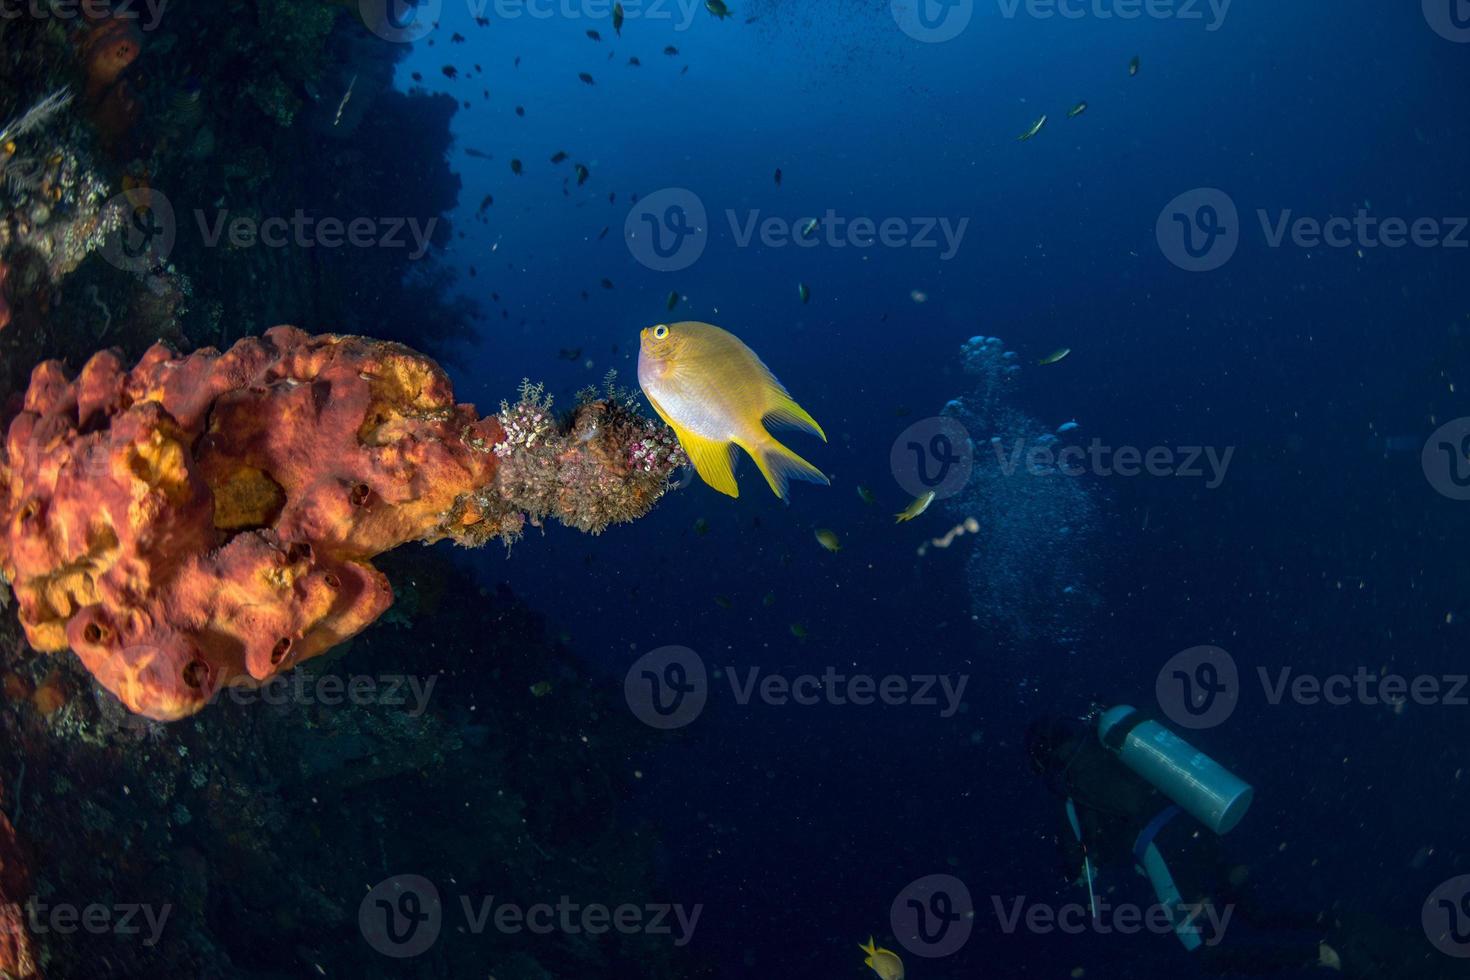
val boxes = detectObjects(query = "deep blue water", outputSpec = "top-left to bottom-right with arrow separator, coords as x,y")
390,2 -> 1469,976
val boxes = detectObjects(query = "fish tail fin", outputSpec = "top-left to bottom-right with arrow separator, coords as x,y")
764,395 -> 827,441
860,937 -> 877,955
739,433 -> 828,500
676,427 -> 740,498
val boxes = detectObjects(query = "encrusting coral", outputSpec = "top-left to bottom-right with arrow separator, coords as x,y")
0,327 -> 685,721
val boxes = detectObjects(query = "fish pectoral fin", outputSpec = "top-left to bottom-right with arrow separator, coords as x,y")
675,427 -> 740,498
737,433 -> 828,500
763,395 -> 826,442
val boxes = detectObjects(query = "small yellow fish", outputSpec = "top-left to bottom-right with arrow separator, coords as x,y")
713,594 -> 733,609
814,528 -> 841,552
1038,347 -> 1072,366
789,622 -> 808,638
638,321 -> 828,499
1017,114 -> 1048,142
1067,101 -> 1088,118
856,485 -> 876,505
895,490 -> 936,523
860,937 -> 905,980
1129,54 -> 1141,76
762,591 -> 776,607
529,681 -> 553,697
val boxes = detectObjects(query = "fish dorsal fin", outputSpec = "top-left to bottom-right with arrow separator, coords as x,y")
677,426 -> 740,498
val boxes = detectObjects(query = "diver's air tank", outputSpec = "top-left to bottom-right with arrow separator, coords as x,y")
1096,705 -> 1254,835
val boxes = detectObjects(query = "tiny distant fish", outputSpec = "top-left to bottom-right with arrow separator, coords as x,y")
510,158 -> 523,175
895,490 -> 936,524
680,65 -> 689,75
515,56 -> 522,67
664,45 -> 680,55
478,194 -> 493,212
713,595 -> 733,609
529,681 -> 553,697
1067,101 -> 1088,118
575,163 -> 590,185
451,32 -> 465,42
800,217 -> 819,239
1056,420 -> 1079,433
579,72 -> 595,84
411,71 -> 423,82
798,282 -> 810,304
1037,347 -> 1071,365
558,348 -> 582,360
1129,55 -> 1140,76
666,290 -> 680,311
628,56 -> 641,66
609,191 -> 616,203
789,622 -> 809,638
763,591 -> 776,607
694,517 -> 710,536
587,29 -> 601,40
814,528 -> 841,552
442,65 -> 457,79
597,226 -> 609,240
1017,114 -> 1047,142
774,167 -> 782,186
550,150 -> 568,163
614,1 -> 625,35
856,485 -> 875,505
465,147 -> 492,159
600,277 -> 614,289
476,16 -> 489,26
515,105 -> 525,116
706,0 -> 731,18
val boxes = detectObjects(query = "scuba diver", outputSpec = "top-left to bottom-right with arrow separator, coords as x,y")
1026,706 -> 1460,978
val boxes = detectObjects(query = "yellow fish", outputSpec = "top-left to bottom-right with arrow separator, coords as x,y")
860,937 -> 904,980
895,490 -> 936,523
638,321 -> 828,499
814,528 -> 841,552
1038,347 -> 1072,365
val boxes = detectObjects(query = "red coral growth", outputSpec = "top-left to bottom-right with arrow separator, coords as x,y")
0,327 -> 506,721
0,260 -> 10,334
79,14 -> 143,101
0,801 -> 37,980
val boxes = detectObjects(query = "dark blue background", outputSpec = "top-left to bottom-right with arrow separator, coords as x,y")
394,1 -> 1470,975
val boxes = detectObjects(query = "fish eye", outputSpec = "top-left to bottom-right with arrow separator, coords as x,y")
653,324 -> 669,340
